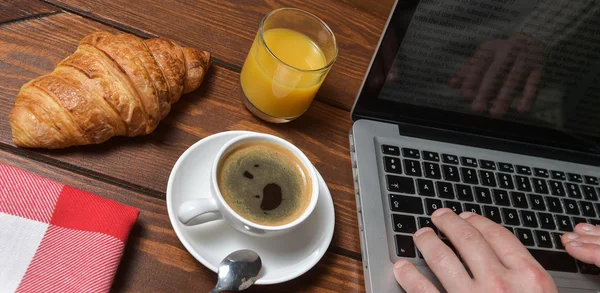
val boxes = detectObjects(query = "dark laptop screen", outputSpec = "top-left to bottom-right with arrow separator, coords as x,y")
353,0 -> 600,153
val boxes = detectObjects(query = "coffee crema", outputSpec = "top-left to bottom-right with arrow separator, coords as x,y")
217,141 -> 312,226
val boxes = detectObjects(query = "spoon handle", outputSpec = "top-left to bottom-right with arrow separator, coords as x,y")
208,287 -> 220,293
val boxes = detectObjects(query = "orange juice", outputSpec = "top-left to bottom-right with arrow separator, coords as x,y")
240,28 -> 327,119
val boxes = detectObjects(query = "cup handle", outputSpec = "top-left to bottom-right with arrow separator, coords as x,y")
178,198 -> 219,225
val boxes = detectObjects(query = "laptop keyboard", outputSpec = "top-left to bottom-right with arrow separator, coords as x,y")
381,144 -> 600,275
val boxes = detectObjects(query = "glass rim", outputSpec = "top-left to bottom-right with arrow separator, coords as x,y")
258,8 -> 338,73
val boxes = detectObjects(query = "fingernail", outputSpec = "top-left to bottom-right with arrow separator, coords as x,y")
459,212 -> 474,219
569,241 -> 582,247
394,260 -> 408,269
582,224 -> 595,232
564,233 -> 579,240
432,208 -> 450,218
414,227 -> 432,237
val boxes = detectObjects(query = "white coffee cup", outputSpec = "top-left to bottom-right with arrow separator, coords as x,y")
177,133 -> 319,237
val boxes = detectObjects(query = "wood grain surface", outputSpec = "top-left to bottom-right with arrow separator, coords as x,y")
0,152 -> 365,292
0,12 -> 361,257
43,0 -> 393,111
0,0 -> 59,24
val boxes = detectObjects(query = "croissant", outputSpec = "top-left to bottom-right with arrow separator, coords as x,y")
9,31 -> 211,149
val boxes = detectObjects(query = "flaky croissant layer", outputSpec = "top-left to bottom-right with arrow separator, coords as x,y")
9,31 -> 211,149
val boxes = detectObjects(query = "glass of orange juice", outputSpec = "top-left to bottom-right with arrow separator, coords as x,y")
240,8 -> 338,123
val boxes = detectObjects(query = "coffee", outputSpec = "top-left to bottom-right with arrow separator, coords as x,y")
217,141 -> 312,226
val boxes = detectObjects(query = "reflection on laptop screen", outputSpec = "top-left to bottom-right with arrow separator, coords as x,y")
378,0 -> 600,138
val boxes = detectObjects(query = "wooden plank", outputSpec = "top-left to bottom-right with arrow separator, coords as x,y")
0,13 -> 361,255
0,152 -> 365,292
338,0 -> 395,20
45,0 -> 392,111
0,0 -> 59,24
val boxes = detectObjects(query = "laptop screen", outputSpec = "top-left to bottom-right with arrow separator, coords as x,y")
353,0 -> 600,153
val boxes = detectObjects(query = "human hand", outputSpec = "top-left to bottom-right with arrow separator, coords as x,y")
393,209 -> 558,293
561,222 -> 600,266
449,33 -> 545,118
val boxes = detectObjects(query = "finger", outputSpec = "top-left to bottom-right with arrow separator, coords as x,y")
431,209 -> 505,278
413,227 -> 472,291
517,67 -> 542,113
491,57 -> 528,117
474,49 -> 515,117
574,223 -> 600,236
562,233 -> 600,246
564,241 -> 600,267
460,48 -> 494,104
393,259 -> 440,293
461,212 -> 547,269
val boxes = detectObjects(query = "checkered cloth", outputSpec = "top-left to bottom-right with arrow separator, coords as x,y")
0,163 -> 139,292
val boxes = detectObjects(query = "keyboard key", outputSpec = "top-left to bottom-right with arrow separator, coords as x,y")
535,230 -> 553,248
582,185 -> 598,201
528,194 -> 546,211
511,192 -> 528,208
442,165 -> 460,182
585,176 -> 599,185
546,196 -> 563,213
502,208 -> 520,225
493,189 -> 510,206
456,184 -> 474,201
591,219 -> 600,227
534,168 -> 549,178
539,213 -> 556,230
387,175 -> 415,194
497,173 -> 514,189
553,233 -> 565,249
498,163 -> 514,173
528,249 -> 577,273
437,182 -> 455,199
390,194 -> 423,214
580,201 -> 597,217
461,167 -> 479,184
384,156 -> 402,174
516,228 -> 535,246
480,160 -> 496,170
382,145 -> 400,156
464,203 -> 482,215
578,261 -> 600,275
461,157 -> 477,167
417,179 -> 436,197
532,178 -> 549,194
426,199 -> 443,215
572,217 -> 588,226
402,148 -> 420,159
521,211 -> 538,228
474,187 -> 493,204
418,217 -> 438,233
565,183 -> 582,198
393,214 -> 417,233
445,201 -> 463,214
515,176 -> 532,192
556,215 -> 573,231
479,170 -> 497,187
422,151 -> 439,162
484,206 -> 502,223
568,173 -> 583,183
395,235 -> 416,257
516,165 -> 532,175
551,171 -> 566,180
563,199 -> 580,215
504,226 -> 515,234
423,162 -> 441,179
549,180 -> 565,196
442,154 -> 459,164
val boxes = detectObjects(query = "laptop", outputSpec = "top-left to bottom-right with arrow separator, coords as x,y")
349,0 -> 600,292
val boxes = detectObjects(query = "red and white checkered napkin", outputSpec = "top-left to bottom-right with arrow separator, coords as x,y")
0,163 -> 139,293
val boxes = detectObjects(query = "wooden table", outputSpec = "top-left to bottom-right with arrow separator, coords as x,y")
0,0 -> 394,291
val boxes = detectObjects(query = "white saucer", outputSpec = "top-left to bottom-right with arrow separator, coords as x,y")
166,131 -> 335,285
